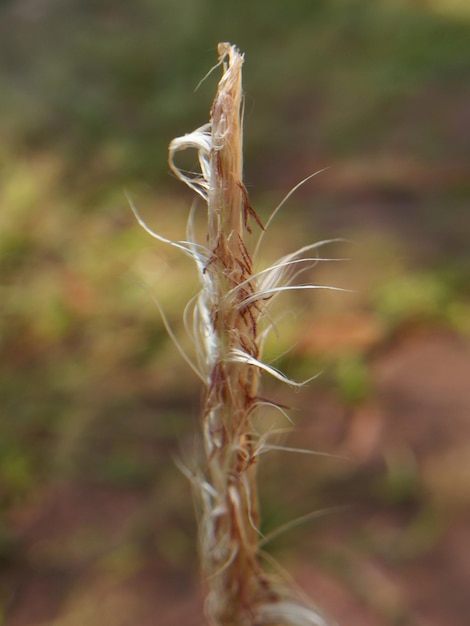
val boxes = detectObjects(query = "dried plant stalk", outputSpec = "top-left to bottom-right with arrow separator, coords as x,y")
136,43 -> 337,626
174,43 -> 272,625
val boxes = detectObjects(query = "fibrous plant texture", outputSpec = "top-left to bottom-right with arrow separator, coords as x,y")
133,43 -> 337,626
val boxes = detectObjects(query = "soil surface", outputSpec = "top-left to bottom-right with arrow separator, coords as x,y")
2,327 -> 469,626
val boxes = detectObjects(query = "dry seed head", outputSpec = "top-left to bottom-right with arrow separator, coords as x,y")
139,43 -> 338,626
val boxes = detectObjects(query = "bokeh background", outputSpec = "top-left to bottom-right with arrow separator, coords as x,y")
1,1 -> 469,625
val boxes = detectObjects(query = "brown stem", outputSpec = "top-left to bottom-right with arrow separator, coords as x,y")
201,44 -> 277,626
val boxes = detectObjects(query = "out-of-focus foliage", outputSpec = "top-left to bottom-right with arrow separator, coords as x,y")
0,0 -> 469,192
0,2 -> 469,624
1,0 -> 468,509
1,0 -> 469,516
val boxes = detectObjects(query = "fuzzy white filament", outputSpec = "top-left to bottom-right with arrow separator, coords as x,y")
139,43 -> 337,626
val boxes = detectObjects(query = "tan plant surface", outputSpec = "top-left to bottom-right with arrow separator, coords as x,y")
134,43 -> 337,626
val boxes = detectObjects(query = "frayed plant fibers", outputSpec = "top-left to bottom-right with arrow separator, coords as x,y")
134,43 -> 340,626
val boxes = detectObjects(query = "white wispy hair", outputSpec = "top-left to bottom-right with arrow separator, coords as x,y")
135,43 -> 339,626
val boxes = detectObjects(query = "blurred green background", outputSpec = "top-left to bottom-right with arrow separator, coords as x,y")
1,1 -> 469,625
